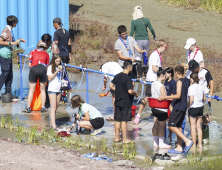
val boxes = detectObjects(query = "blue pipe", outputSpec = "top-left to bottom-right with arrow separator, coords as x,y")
86,70 -> 89,104
20,55 -> 23,101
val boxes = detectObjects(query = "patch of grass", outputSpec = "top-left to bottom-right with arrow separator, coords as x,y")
28,126 -> 37,144
0,116 -> 6,129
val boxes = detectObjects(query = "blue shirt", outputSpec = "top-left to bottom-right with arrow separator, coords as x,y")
164,79 -> 176,96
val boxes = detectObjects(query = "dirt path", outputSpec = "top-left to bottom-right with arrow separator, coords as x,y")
70,0 -> 222,51
0,139 -> 141,170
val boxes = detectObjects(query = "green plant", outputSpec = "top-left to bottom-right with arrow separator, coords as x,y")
130,143 -> 137,159
111,142 -> 117,155
102,138 -> 108,153
16,125 -> 25,142
28,126 -> 37,144
85,136 -> 91,149
0,116 -> 6,128
122,144 -> 130,159
186,151 -> 201,165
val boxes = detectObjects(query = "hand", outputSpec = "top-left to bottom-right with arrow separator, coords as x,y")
69,56 -> 71,63
154,38 -> 157,41
157,95 -> 165,101
141,50 -> 146,54
56,67 -> 62,73
19,39 -> 26,43
135,92 -> 138,98
131,58 -> 135,62
102,86 -> 106,91
75,114 -> 80,119
207,97 -> 212,102
11,41 -> 19,46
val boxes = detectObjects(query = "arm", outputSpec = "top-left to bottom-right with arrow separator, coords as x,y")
134,45 -> 146,54
130,20 -> 134,37
158,80 -> 182,100
102,77 -> 108,91
28,62 -> 31,68
47,68 -> 62,81
0,37 -> 19,46
68,38 -> 71,62
203,94 -> 206,103
128,89 -> 138,97
160,86 -> 167,97
147,20 -> 156,39
188,95 -> 194,108
109,82 -> 115,91
81,111 -> 90,121
116,50 -> 135,62
152,65 -> 159,73
208,80 -> 214,102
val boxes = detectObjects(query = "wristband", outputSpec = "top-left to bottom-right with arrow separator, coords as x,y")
8,42 -> 11,46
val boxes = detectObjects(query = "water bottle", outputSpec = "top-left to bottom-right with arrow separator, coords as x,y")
209,121 -> 221,140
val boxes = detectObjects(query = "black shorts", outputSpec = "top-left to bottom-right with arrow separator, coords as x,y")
90,117 -> 104,130
168,109 -> 186,128
29,64 -> 47,83
145,83 -> 152,97
114,106 -> 132,122
188,106 -> 204,118
122,65 -> 137,79
61,56 -> 69,64
152,108 -> 168,121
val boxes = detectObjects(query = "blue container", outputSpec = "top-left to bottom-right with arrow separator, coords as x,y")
0,0 -> 69,54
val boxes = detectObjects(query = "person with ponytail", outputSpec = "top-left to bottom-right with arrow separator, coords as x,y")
188,73 -> 205,148
151,68 -> 171,149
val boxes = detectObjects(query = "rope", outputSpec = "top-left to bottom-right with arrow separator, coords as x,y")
77,68 -> 87,90
20,55 -> 27,78
95,74 -> 105,94
137,82 -> 145,104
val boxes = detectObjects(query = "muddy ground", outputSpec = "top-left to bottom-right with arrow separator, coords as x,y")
70,0 -> 222,51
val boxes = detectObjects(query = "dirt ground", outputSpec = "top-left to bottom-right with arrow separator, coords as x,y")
0,139 -> 142,170
70,0 -> 222,51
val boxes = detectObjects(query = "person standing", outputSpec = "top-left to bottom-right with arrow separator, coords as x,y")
184,38 -> 204,77
109,60 -> 138,143
115,25 -> 146,80
53,18 -> 71,64
100,62 -> 123,121
130,6 -> 157,79
134,40 -> 167,125
0,15 -> 26,94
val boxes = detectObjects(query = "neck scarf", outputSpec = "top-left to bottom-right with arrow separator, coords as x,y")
119,35 -> 133,57
57,26 -> 65,34
188,47 -> 199,60
156,49 -> 163,66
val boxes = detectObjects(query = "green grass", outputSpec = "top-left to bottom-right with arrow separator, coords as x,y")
159,0 -> 222,12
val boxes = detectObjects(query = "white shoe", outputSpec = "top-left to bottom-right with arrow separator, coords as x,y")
171,154 -> 183,161
90,129 -> 101,136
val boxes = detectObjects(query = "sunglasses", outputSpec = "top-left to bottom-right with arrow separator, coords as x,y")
163,45 -> 167,48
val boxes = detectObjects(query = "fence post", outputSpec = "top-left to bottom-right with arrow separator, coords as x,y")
86,70 -> 89,103
19,55 -> 23,101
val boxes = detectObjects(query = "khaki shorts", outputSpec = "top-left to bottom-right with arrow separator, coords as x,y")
203,101 -> 211,116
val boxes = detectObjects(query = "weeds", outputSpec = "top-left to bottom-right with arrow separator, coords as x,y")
102,138 -> 108,153
0,116 -> 6,128
122,144 -> 130,159
111,142 -> 117,154
28,126 -> 37,144
130,143 -> 137,159
16,125 -> 25,142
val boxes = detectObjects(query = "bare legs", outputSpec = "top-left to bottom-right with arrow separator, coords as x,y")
27,82 -> 37,107
49,93 -> 61,128
40,82 -> 46,108
190,116 -> 202,148
79,121 -> 94,130
137,98 -> 148,116
115,121 -> 131,143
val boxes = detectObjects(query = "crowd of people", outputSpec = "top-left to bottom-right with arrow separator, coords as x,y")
0,6 -> 215,154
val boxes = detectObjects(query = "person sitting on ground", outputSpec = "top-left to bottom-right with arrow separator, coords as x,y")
151,68 -> 171,149
0,15 -> 26,95
184,38 -> 204,77
53,17 -> 71,64
100,62 -> 123,122
130,6 -> 157,79
187,60 -> 214,126
134,40 -> 167,125
22,42 -> 49,113
115,25 -> 146,80
68,95 -> 104,136
188,73 -> 205,148
47,54 -> 63,130
164,67 -> 176,143
109,60 -> 138,143
158,66 -> 193,154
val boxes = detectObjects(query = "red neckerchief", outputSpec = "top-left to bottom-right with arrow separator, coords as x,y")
189,47 -> 199,60
156,49 -> 162,66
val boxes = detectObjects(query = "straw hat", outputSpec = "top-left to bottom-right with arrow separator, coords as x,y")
37,42 -> 47,48
132,6 -> 144,20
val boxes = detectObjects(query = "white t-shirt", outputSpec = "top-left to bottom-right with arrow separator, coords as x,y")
146,51 -> 162,82
47,65 -> 62,92
102,62 -> 123,81
186,50 -> 204,64
81,103 -> 103,120
188,84 -> 204,108
151,81 -> 167,112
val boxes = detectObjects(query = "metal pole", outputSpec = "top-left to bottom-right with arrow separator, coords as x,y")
19,55 -> 23,101
86,70 -> 89,103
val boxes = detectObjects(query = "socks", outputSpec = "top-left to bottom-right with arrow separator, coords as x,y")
42,106 -> 45,109
153,136 -> 159,146
159,137 -> 171,149
136,114 -> 141,118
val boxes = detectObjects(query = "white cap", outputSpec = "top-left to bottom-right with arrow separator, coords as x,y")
184,38 -> 196,49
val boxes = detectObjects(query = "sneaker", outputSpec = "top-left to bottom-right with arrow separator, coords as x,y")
134,116 -> 140,124
171,154 -> 183,161
90,129 -> 101,136
41,108 -> 48,112
22,107 -> 31,113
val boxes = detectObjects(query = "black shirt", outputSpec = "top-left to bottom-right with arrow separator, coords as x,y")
53,28 -> 71,56
112,72 -> 133,108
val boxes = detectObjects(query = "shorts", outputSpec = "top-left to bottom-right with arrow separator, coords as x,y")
29,64 -> 47,83
90,117 -> 104,130
114,106 -> 132,122
122,65 -> 137,79
145,82 -> 153,97
188,106 -> 204,118
168,109 -> 186,128
60,56 -> 69,64
203,102 -> 211,116
48,91 -> 61,95
152,108 -> 168,121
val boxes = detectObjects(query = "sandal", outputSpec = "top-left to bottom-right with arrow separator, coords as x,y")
41,108 -> 48,113
22,107 -> 31,113
106,117 -> 115,121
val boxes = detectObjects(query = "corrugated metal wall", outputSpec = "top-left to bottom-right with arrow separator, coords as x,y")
0,0 -> 69,54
